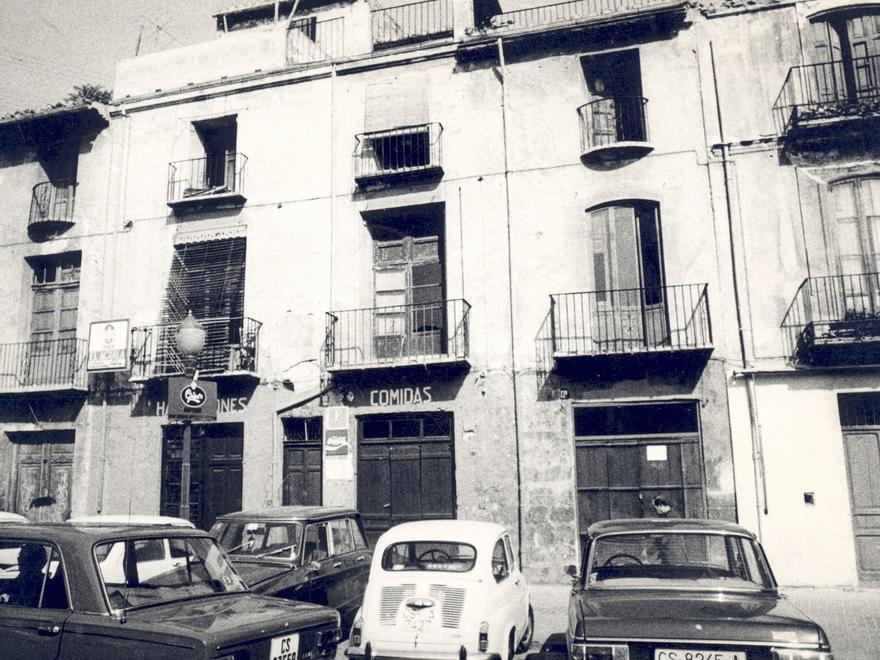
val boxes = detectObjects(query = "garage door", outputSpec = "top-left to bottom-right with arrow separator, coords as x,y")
357,413 -> 455,544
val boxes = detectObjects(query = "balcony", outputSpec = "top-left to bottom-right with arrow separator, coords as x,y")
28,180 -> 76,240
782,273 -> 880,366
483,0 -> 684,32
353,123 -> 443,187
773,56 -> 880,136
0,338 -> 88,393
371,0 -> 453,49
130,316 -> 261,381
577,97 -> 652,163
167,153 -> 247,212
545,284 -> 712,371
287,16 -> 345,65
324,298 -> 470,372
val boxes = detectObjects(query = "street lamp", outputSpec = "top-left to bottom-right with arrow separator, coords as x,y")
175,311 -> 205,523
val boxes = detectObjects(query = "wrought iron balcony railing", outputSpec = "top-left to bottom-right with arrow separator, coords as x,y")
578,96 -> 650,158
773,55 -> 880,135
371,0 -> 453,49
287,16 -> 344,65
324,298 -> 470,370
29,180 -> 76,231
354,123 -> 443,185
0,338 -> 88,392
485,0 -> 680,31
549,283 -> 712,357
782,272 -> 880,364
130,316 -> 261,380
167,153 -> 247,208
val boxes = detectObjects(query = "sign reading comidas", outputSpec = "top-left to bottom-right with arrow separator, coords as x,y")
167,376 -> 217,420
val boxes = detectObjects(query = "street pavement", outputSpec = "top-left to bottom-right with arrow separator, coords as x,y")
337,584 -> 880,659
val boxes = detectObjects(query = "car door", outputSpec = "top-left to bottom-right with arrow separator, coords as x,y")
0,542 -> 71,660
325,517 -> 371,630
301,521 -> 332,606
489,537 -> 518,652
503,534 -> 529,637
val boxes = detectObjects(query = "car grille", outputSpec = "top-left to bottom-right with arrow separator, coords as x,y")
379,584 -> 416,625
429,584 -> 466,629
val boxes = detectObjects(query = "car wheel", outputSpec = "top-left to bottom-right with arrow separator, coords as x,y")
507,629 -> 515,660
516,605 -> 534,653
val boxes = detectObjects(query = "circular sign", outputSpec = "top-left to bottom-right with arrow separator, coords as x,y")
180,383 -> 207,409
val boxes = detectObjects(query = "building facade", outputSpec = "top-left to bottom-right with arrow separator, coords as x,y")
0,0 -> 876,586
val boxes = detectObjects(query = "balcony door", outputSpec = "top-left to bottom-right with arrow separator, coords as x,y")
26,254 -> 80,387
371,215 -> 445,361
581,49 -> 645,144
831,178 -> 880,317
811,12 -> 880,102
590,203 -> 667,352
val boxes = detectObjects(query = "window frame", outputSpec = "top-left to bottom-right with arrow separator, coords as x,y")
0,539 -> 72,611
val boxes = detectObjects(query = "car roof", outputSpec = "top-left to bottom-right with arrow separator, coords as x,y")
587,518 -> 757,538
66,514 -> 195,528
0,522 -> 212,542
213,505 -> 360,522
375,519 -> 509,550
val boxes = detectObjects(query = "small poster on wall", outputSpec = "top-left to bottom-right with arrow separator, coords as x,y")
87,319 -> 130,372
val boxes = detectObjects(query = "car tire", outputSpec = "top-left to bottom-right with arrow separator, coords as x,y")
516,605 -> 534,653
508,629 -> 516,660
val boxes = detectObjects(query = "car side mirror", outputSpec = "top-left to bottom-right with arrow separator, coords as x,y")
564,564 -> 578,580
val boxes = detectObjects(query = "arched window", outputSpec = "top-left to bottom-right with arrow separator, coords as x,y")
810,9 -> 880,101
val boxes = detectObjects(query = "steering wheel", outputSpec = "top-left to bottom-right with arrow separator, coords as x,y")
417,549 -> 451,564
603,553 -> 643,567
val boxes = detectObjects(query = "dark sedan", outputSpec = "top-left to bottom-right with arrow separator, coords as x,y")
541,519 -> 833,660
210,506 -> 371,631
0,522 -> 341,659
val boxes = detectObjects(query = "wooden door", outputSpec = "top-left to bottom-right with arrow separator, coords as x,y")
842,430 -> 880,580
846,13 -> 880,97
831,179 -> 880,316
13,432 -> 74,522
28,256 -> 80,387
357,414 -> 455,545
199,424 -> 243,530
283,443 -> 322,506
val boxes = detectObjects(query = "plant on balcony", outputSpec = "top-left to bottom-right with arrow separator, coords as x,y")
825,309 -> 880,340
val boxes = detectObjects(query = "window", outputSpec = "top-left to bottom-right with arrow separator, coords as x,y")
212,521 -> 303,559
370,210 -> 445,359
302,523 -> 330,563
29,252 -> 80,347
491,539 -> 509,581
381,541 -> 476,572
0,542 -> 68,609
580,50 -> 646,144
830,178 -> 880,314
810,10 -> 880,100
189,116 -> 237,195
329,519 -> 355,556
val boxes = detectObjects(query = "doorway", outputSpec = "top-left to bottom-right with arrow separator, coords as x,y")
282,416 -> 323,506
10,430 -> 74,522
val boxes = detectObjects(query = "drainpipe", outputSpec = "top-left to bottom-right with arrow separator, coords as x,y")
497,37 -> 524,563
708,42 -> 768,534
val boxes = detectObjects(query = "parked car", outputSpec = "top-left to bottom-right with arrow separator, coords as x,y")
0,513 -> 28,524
346,519 -> 534,660
0,521 -> 342,659
210,506 -> 371,630
67,514 -> 195,527
538,518 -> 833,660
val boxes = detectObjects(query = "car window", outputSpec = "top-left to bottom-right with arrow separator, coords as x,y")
214,522 -> 303,559
303,523 -> 330,563
381,541 -> 476,572
349,519 -> 368,550
135,539 -> 166,562
0,541 -> 69,609
503,534 -> 516,572
492,539 -> 510,581
329,519 -> 354,556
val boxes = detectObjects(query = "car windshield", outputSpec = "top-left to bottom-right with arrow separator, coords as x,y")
381,541 -> 476,572
95,536 -> 247,611
587,532 -> 774,591
211,521 -> 304,560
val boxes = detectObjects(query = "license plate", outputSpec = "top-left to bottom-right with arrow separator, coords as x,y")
655,650 -> 744,660
269,633 -> 300,660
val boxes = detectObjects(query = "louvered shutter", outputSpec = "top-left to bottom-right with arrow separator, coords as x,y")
365,77 -> 429,131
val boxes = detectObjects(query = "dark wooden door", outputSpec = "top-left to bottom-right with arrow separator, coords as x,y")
357,414 -> 455,545
283,443 -> 322,506
842,430 -> 880,580
12,431 -> 74,522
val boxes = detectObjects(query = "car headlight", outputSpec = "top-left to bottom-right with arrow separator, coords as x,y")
771,650 -> 834,660
571,643 -> 629,660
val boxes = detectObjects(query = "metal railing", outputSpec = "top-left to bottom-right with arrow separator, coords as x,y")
0,338 -> 87,391
130,316 -> 261,379
772,55 -> 880,134
287,16 -> 344,65
781,272 -> 880,360
549,283 -> 711,356
324,298 -> 470,369
354,122 -> 443,183
167,153 -> 247,205
578,97 -> 649,152
372,0 -> 453,49
29,180 -> 77,228
486,0 -> 678,30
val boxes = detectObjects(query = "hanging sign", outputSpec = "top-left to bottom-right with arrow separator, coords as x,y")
167,376 -> 217,420
87,319 -> 130,372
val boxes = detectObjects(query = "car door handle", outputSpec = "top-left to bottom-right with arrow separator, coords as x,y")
332,562 -> 342,568
37,624 -> 61,636
514,579 -> 521,586
356,555 -> 366,562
